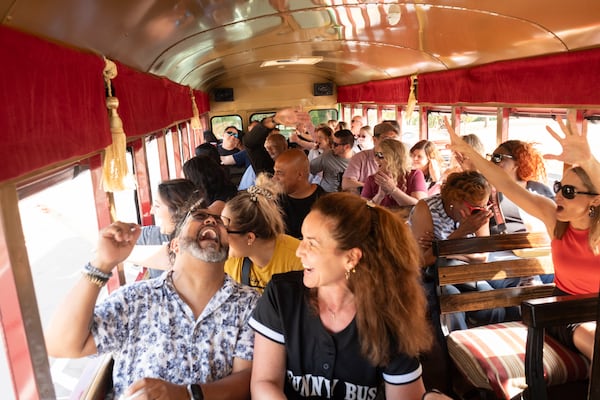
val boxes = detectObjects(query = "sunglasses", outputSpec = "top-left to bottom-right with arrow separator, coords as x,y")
374,151 -> 385,159
332,142 -> 347,147
488,153 -> 514,164
463,200 -> 488,215
553,181 -> 599,199
226,131 -> 239,138
186,208 -> 230,226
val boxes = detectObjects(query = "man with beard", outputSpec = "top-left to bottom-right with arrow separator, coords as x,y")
45,202 -> 260,400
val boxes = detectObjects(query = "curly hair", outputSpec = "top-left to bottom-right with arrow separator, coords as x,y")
441,171 -> 491,206
224,173 -> 284,239
309,193 -> 432,365
378,139 -> 411,184
495,140 -> 547,182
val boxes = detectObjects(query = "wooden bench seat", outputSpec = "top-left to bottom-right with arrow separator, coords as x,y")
430,232 -> 590,399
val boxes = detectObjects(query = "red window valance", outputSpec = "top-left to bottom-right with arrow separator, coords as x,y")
0,26 -> 209,183
338,77 -> 411,104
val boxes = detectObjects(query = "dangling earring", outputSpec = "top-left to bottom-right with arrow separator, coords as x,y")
345,267 -> 356,280
589,206 -> 597,218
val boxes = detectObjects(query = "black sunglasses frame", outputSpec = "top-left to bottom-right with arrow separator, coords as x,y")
488,153 -> 514,164
553,181 -> 599,199
186,209 -> 229,226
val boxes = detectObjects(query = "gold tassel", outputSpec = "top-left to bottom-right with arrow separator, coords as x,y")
102,58 -> 129,192
405,74 -> 418,119
190,87 -> 203,141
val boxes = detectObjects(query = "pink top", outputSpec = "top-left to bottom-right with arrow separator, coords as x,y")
552,225 -> 600,295
343,149 -> 378,183
361,169 -> 426,208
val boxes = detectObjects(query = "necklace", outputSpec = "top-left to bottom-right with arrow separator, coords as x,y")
322,296 -> 354,321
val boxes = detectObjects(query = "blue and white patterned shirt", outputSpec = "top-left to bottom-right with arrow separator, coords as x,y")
91,272 -> 260,398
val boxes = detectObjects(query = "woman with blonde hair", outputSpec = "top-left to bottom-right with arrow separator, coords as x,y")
446,114 -> 600,360
222,173 -> 303,292
250,192 -> 433,399
361,138 -> 427,207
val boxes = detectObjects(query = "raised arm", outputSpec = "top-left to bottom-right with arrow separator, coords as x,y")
444,117 -> 557,235
545,114 -> 600,190
45,221 -> 140,358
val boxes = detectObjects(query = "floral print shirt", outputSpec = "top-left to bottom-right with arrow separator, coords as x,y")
91,272 -> 259,398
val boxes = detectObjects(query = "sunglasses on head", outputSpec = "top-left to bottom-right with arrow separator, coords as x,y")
374,151 -> 385,159
553,181 -> 599,199
488,153 -> 514,164
226,131 -> 239,138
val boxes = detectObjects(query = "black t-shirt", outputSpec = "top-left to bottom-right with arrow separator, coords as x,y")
279,185 -> 327,239
249,271 -> 422,399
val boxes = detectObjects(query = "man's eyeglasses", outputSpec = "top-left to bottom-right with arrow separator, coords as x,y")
488,153 -> 514,164
186,208 -> 230,226
374,151 -> 385,159
332,142 -> 347,148
553,181 -> 599,199
226,131 -> 239,138
463,200 -> 488,215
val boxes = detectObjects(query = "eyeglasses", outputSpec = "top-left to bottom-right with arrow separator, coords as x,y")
553,181 -> 599,199
332,142 -> 347,147
488,153 -> 514,164
226,131 -> 239,138
374,151 -> 385,159
463,200 -> 488,215
186,208 -> 229,226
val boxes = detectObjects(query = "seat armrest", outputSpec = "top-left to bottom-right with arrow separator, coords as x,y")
521,293 -> 599,400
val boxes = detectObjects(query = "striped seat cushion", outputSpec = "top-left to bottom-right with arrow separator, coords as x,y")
447,321 -> 589,399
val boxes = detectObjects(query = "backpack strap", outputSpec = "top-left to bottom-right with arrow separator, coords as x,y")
241,257 -> 252,286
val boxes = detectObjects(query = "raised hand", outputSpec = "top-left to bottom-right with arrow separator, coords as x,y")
544,114 -> 593,166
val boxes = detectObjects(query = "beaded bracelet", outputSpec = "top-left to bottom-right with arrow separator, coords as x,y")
83,262 -> 113,280
81,271 -> 109,288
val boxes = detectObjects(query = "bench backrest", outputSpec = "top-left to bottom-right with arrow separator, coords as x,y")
432,232 -> 555,315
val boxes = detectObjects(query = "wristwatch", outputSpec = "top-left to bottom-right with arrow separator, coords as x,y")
187,384 -> 204,400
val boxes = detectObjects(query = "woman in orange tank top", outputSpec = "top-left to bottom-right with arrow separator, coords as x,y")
445,113 -> 600,360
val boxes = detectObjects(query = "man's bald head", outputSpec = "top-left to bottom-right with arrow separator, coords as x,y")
273,149 -> 311,195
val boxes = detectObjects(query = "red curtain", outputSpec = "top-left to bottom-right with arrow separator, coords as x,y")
0,26 -> 110,182
418,48 -> 600,105
0,26 -> 209,183
338,77 -> 411,104
339,49 -> 600,106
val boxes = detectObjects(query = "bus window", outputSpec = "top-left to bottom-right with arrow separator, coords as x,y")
165,129 -> 178,179
400,108 -> 420,147
249,112 -> 274,124
342,105 -> 352,123
113,149 -> 139,223
381,108 -> 397,124
459,113 -> 497,155
309,109 -> 338,127
17,168 -> 100,397
366,108 -> 378,127
211,115 -> 243,139
0,329 -> 16,400
352,105 -> 363,122
586,119 -> 600,161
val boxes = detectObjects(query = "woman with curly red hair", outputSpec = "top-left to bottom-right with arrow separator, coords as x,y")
488,139 -> 554,234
